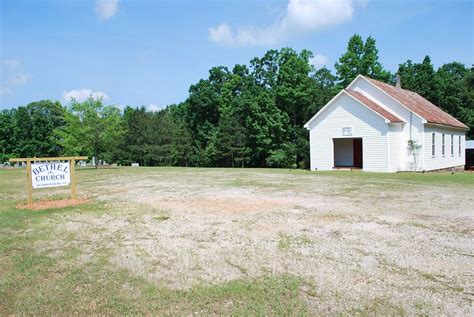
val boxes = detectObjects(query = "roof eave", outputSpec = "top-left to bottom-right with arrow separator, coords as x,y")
425,122 -> 469,131
304,90 -> 346,129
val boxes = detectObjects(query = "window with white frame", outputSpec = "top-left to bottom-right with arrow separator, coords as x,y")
459,135 -> 462,155
442,134 -> 445,156
451,134 -> 454,156
432,133 -> 435,157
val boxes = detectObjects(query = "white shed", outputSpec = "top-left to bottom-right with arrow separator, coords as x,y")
304,75 -> 468,172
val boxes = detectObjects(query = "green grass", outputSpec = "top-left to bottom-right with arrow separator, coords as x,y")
154,215 -> 170,221
314,169 -> 474,186
0,167 -> 310,315
1,166 -> 473,315
1,236 -> 307,314
0,209 -> 308,315
278,232 -> 312,252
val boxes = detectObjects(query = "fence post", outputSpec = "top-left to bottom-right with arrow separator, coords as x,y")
70,159 -> 76,199
26,160 -> 32,204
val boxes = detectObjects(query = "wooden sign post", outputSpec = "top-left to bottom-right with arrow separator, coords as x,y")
9,156 -> 88,204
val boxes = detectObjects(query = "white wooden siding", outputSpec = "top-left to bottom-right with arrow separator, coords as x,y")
388,123 -> 403,172
350,78 -> 426,171
309,94 -> 388,172
307,76 -> 467,172
423,125 -> 465,170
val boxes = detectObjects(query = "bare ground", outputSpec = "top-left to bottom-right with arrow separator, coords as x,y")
34,169 -> 474,315
17,198 -> 89,210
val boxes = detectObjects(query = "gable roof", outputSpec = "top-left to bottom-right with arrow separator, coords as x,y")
345,89 -> 404,123
362,76 -> 468,129
304,89 -> 404,129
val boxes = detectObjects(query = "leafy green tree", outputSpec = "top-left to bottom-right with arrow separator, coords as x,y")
250,49 -> 280,88
275,48 -> 315,167
121,106 -> 151,165
12,106 -> 34,157
335,34 -> 364,86
0,109 -> 16,162
309,67 -> 339,118
170,117 -> 194,167
360,36 -> 391,82
276,48 -> 314,126
145,110 -> 174,166
266,142 -> 297,168
4,34 -> 470,169
185,72 -> 223,163
398,58 -> 473,137
8,100 -> 66,158
27,100 -> 66,156
335,35 -> 391,86
435,62 -> 468,117
56,97 -> 123,168
217,111 -> 249,167
461,67 -> 474,138
398,56 -> 439,101
246,88 -> 291,166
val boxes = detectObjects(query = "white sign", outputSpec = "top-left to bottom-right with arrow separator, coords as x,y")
31,162 -> 71,189
342,127 -> 352,136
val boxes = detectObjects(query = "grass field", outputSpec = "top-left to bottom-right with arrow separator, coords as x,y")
1,167 -> 473,315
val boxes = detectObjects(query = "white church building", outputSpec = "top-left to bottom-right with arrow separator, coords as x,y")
304,75 -> 468,172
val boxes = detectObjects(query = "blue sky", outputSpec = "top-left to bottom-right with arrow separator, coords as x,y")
1,0 -> 473,110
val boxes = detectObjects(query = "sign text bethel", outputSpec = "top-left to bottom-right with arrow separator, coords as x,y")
31,162 -> 71,189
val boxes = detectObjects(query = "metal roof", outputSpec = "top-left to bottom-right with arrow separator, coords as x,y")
364,76 -> 468,129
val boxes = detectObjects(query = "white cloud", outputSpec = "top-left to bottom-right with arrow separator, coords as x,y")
146,104 -> 163,112
95,0 -> 119,21
309,54 -> 329,69
62,89 -> 110,103
208,24 -> 234,45
0,87 -> 11,95
209,0 -> 357,46
2,59 -> 21,68
209,23 -> 283,46
0,59 -> 32,95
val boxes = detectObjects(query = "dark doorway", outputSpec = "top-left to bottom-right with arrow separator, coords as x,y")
353,138 -> 363,168
333,138 -> 363,169
466,149 -> 474,170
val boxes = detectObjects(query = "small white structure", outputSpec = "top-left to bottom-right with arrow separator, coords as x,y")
304,75 -> 468,172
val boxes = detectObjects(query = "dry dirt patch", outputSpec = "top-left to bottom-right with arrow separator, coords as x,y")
17,198 -> 89,211
37,169 -> 474,315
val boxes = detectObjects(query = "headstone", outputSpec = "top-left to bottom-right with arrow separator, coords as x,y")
111,163 -> 117,167
131,163 -> 139,167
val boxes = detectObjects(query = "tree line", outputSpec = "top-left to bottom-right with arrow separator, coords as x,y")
1,34 -> 473,167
